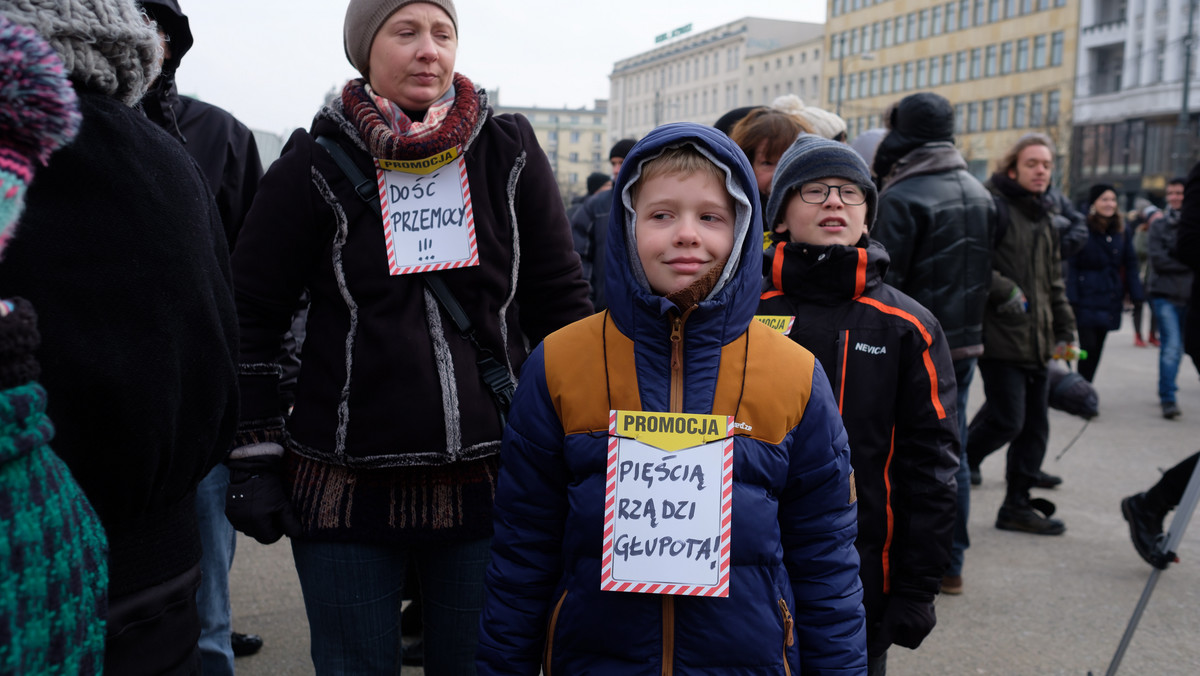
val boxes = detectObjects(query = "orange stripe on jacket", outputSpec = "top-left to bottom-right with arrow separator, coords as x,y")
838,330 -> 849,414
881,427 -> 896,595
853,295 -> 947,420
772,242 -> 786,293
854,248 -> 868,298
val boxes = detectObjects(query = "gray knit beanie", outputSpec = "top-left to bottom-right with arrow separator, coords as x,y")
0,0 -> 162,107
766,133 -> 878,232
343,0 -> 458,78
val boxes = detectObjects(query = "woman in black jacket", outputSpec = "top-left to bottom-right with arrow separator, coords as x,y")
224,1 -> 591,672
1066,184 -> 1143,382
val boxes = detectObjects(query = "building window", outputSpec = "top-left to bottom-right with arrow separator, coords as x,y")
880,66 -> 891,94
568,152 -> 579,162
943,53 -> 955,83
917,59 -> 927,87
592,152 -> 601,162
986,45 -> 997,76
930,56 -> 941,85
960,0 -> 972,28
989,0 -> 1001,22
904,62 -> 915,90
1006,0 -> 1019,17
594,132 -> 602,142
569,173 -> 578,184
1050,31 -> 1064,66
955,104 -> 966,134
908,12 -> 919,40
975,0 -> 987,25
883,18 -> 892,47
967,102 -> 979,132
983,99 -> 994,130
893,64 -> 903,91
957,51 -> 969,81
894,15 -> 906,44
971,48 -> 982,79
548,130 -> 558,141
1030,92 -> 1044,126
920,9 -> 931,38
1022,0 -> 1033,13
1033,35 -> 1047,68
848,73 -> 857,100
947,1 -> 958,32
1001,42 -> 1013,74
1047,89 -> 1060,124
869,69 -> 878,95
998,97 -> 1010,129
933,6 -> 943,34
570,131 -> 580,143
1155,38 -> 1166,83
1017,39 -> 1030,71
1014,95 -> 1027,127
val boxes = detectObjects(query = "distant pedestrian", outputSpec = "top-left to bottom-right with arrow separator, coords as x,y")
1066,184 -> 1143,383
1146,177 -> 1193,419
729,107 -> 807,242
571,138 -> 635,310
966,133 -> 1077,536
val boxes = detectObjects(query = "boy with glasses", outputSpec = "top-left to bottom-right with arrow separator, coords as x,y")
758,134 -> 960,676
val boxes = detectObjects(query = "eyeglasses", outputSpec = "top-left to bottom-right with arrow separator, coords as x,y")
796,182 -> 867,206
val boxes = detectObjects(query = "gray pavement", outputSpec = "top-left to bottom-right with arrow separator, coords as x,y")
230,320 -> 1200,675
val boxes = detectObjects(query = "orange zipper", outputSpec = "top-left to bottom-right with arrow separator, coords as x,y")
662,307 -> 693,674
778,598 -> 795,676
543,589 -> 568,675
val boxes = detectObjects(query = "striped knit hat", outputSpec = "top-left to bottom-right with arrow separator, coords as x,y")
0,15 -> 81,257
766,133 -> 878,232
0,0 -> 162,107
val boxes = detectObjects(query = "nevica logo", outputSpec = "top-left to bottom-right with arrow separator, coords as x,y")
855,342 -> 887,355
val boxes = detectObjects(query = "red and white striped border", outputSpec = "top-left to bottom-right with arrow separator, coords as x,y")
381,153 -> 480,276
600,414 -> 733,598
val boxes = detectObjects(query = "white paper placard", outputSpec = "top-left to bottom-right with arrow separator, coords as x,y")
376,147 -> 478,275
601,410 -> 733,597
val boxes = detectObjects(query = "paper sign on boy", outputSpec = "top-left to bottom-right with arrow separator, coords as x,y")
376,147 -> 479,275
602,410 -> 733,597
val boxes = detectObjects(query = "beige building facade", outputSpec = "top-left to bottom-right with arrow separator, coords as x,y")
608,18 -> 825,141
493,99 -> 608,205
825,0 -> 1079,182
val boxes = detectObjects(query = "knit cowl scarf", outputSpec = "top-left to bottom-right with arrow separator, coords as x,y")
341,73 -> 481,160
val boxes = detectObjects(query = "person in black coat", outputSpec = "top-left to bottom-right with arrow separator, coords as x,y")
0,1 -> 240,674
1066,184 -> 1143,383
138,0 -> 266,668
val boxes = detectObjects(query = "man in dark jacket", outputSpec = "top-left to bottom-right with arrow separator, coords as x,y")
138,1 -> 264,670
1147,177 -> 1193,419
871,92 -> 993,596
966,133 -> 1077,536
570,138 -> 635,311
0,1 -> 240,672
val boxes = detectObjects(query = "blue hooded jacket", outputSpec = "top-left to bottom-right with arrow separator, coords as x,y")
478,123 -> 866,675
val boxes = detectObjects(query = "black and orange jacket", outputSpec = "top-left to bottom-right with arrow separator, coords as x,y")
759,238 -> 959,629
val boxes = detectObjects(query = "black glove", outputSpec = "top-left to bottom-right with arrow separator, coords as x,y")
225,451 -> 301,545
868,596 -> 937,656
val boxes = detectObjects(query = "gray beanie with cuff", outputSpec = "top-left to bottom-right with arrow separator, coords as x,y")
0,0 -> 161,107
343,0 -> 458,78
765,133 -> 878,232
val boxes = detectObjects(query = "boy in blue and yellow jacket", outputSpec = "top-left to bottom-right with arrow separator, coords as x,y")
478,123 -> 866,675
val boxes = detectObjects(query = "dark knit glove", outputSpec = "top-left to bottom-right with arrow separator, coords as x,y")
225,449 -> 301,545
0,298 -> 40,390
868,596 -> 937,655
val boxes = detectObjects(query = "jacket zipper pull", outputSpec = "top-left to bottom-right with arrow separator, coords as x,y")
778,599 -> 795,647
670,317 -> 683,371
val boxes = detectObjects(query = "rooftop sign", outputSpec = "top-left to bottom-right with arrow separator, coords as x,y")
655,23 -> 692,43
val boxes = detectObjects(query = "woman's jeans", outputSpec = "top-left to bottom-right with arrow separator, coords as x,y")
1150,297 -> 1188,404
292,536 -> 491,675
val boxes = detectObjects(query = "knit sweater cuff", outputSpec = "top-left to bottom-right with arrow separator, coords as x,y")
0,297 -> 40,390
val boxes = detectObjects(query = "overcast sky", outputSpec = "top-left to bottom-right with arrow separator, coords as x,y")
178,0 -> 826,136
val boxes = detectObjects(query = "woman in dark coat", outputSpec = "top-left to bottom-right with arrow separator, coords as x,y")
1066,184 -> 1144,382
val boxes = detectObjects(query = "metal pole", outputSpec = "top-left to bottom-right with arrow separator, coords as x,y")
1175,0 -> 1197,176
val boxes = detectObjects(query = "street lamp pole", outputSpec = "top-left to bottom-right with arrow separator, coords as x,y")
1176,0 -> 1198,175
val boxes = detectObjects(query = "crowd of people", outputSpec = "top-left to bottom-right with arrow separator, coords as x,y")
2,0 -> 1200,674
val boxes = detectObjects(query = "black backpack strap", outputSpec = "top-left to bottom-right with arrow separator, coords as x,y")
314,135 -> 377,203
424,274 -> 516,425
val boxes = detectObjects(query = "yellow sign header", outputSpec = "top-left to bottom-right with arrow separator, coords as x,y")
377,147 -> 459,175
613,410 -> 730,452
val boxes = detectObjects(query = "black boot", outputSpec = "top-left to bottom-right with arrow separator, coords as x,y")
996,495 -> 1065,535
1120,492 -> 1169,568
231,632 -> 263,658
1034,470 -> 1062,489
